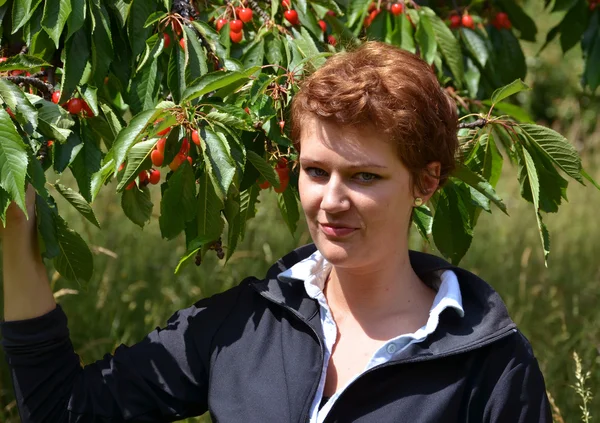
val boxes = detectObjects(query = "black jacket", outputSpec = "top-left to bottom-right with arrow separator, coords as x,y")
1,244 -> 551,422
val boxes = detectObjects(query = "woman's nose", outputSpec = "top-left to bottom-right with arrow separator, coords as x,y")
320,175 -> 350,213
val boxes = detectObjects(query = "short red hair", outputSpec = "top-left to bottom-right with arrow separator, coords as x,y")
290,41 -> 458,192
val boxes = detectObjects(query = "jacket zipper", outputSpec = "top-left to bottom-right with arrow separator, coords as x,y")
252,286 -> 324,423
322,326 -> 518,422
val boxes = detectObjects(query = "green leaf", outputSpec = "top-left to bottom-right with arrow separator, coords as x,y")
127,0 -> 156,58
246,151 -> 280,188
183,25 -> 208,81
70,127 -> 102,202
489,28 -> 526,86
432,182 -> 473,265
0,109 -> 29,215
558,0 -> 589,53
465,133 -> 503,188
54,183 -> 100,228
159,162 -> 197,239
54,131 -> 83,173
460,27 -> 489,68
196,170 -> 224,242
239,184 -> 259,241
277,187 -> 299,235
490,79 -> 530,105
116,139 -> 156,191
111,109 -> 158,175
205,103 -> 254,132
517,143 -> 540,209
583,21 -> 600,91
136,33 -> 164,72
200,127 -> 236,199
0,78 -> 38,130
121,185 -> 153,228
35,194 -> 60,258
412,204 -> 433,240
144,11 -> 166,28
415,13 -> 437,64
0,187 -> 10,227
519,124 -> 583,183
452,162 -> 508,215
11,0 -> 42,33
224,194 -> 241,261
41,0 -> 71,48
243,39 -> 265,70
399,12 -> 415,54
290,27 -> 327,68
90,4 -> 114,87
182,68 -> 259,103
60,29 -> 90,103
0,54 -> 50,72
535,211 -> 550,265
427,10 -> 464,85
167,41 -> 186,104
347,0 -> 370,28
53,214 -> 94,283
66,0 -> 85,39
129,58 -> 159,115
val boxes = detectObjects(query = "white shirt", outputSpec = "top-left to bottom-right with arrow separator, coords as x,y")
277,249 -> 464,423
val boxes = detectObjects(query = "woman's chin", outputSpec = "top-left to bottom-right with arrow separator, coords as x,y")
314,238 -> 359,266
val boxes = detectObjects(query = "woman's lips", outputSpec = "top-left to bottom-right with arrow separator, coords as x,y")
319,223 -> 357,237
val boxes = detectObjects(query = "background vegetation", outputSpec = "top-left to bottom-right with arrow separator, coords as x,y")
1,2 -> 600,423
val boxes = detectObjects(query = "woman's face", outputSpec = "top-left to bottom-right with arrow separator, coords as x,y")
298,116 -> 417,270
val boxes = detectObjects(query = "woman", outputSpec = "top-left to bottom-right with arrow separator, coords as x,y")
1,42 -> 550,422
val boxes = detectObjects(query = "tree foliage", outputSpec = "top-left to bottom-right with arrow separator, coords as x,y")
0,0 -> 598,283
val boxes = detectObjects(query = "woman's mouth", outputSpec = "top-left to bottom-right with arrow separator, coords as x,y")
319,223 -> 357,237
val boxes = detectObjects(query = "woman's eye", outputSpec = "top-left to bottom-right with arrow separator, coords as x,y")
305,167 -> 328,177
356,172 -> 379,182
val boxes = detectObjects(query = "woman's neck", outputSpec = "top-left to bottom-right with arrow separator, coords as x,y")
323,251 -> 436,328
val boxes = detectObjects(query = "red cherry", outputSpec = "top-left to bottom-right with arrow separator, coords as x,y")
281,0 -> 291,9
449,15 -> 461,29
274,167 -> 290,193
279,120 -> 285,131
149,169 -> 161,185
6,108 -> 15,119
191,130 -> 201,146
216,18 -> 228,31
230,19 -> 244,32
47,140 -> 54,147
0,57 -> 7,63
368,2 -> 377,12
239,8 -> 253,23
390,3 -> 404,15
157,137 -> 166,154
151,149 -> 164,167
82,101 -> 94,117
244,107 -> 250,114
284,9 -> 299,25
169,153 -> 186,171
52,91 -> 61,104
126,181 -> 136,190
461,14 -> 474,29
67,98 -> 83,114
11,70 -> 23,76
318,20 -> 327,32
119,162 -> 126,172
163,33 -> 171,48
326,10 -> 336,16
328,35 -> 337,46
179,38 -> 186,50
276,157 -> 288,169
187,156 -> 193,166
180,138 -> 190,154
230,30 -> 244,43
139,170 -> 149,183
258,179 -> 271,189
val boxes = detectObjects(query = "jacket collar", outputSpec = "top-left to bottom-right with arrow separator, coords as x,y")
249,244 -> 516,358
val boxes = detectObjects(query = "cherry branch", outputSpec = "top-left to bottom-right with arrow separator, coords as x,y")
458,118 -> 487,129
246,0 -> 271,23
4,75 -> 54,100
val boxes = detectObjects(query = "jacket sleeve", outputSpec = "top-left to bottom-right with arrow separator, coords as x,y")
483,333 -> 552,423
0,284 -> 243,422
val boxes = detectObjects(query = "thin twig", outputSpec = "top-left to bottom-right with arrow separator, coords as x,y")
246,0 -> 271,23
4,75 -> 54,99
458,118 -> 487,129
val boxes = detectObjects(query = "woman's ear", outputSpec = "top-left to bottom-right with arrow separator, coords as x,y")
414,162 -> 441,203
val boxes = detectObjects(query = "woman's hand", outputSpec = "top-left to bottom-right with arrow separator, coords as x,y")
1,185 -> 56,322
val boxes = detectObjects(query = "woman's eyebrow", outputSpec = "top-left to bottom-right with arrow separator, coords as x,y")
299,158 -> 388,169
